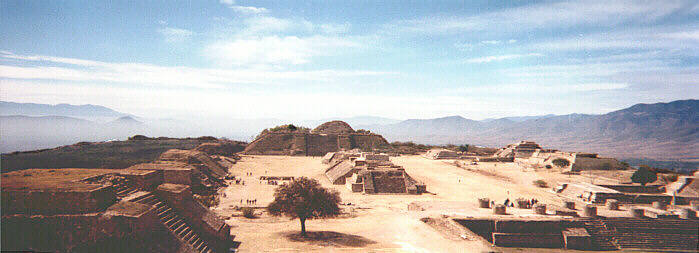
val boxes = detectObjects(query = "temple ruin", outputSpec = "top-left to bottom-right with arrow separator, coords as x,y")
324,151 -> 426,194
1,168 -> 235,252
492,141 -> 627,171
243,121 -> 392,156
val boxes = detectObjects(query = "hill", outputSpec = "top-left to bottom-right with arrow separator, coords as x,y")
365,100 -> 698,162
0,101 -> 127,119
0,137 -> 244,172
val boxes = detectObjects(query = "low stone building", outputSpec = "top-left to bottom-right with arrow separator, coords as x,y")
424,149 -> 460,159
324,152 -> 426,194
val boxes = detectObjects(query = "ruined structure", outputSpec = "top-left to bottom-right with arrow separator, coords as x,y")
494,141 -> 627,171
454,216 -> 699,251
324,152 -> 426,194
125,148 -> 237,194
243,121 -> 392,156
424,149 -> 459,159
1,168 -> 234,252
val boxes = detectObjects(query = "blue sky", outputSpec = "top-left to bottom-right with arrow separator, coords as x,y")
1,0 -> 697,120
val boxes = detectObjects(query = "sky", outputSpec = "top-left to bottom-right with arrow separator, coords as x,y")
1,0 -> 697,121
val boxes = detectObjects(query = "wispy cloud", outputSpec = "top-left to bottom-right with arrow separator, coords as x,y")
158,27 -> 193,42
466,53 -> 542,63
388,0 -> 690,34
220,0 -> 268,14
202,35 -> 361,66
0,52 -> 394,89
481,40 -> 500,45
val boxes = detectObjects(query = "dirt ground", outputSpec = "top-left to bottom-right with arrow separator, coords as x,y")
213,155 -> 635,252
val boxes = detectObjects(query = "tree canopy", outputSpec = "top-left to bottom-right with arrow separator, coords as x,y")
631,165 -> 658,186
552,158 -> 571,168
267,177 -> 341,235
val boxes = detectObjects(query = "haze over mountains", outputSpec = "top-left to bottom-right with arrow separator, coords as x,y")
1,100 -> 696,164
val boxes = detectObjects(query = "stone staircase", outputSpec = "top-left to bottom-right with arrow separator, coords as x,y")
113,180 -> 139,198
602,218 -> 699,251
580,219 -> 619,251
112,182 -> 217,253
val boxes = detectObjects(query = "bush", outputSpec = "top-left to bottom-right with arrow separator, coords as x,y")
552,158 -> 570,168
545,165 -> 552,169
631,165 -> 658,186
242,207 -> 256,218
533,179 -> 548,188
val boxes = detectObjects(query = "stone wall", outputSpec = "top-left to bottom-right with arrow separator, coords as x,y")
306,134 -> 340,156
492,233 -> 564,248
2,186 -> 116,215
163,169 -> 192,185
1,204 -> 180,252
370,170 -> 407,193
155,184 -> 232,251
572,156 -> 625,171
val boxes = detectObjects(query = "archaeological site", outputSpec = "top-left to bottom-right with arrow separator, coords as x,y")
2,120 -> 698,253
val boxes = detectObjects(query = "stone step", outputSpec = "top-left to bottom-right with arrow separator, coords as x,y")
179,227 -> 192,238
172,222 -> 187,233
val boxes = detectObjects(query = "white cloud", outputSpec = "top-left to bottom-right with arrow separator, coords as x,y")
388,0 -> 689,34
220,0 -> 268,14
466,53 -> 542,63
203,35 -> 361,66
158,27 -> 193,42
454,42 -> 473,51
219,0 -> 235,6
530,28 -> 699,52
320,23 -> 350,34
481,40 -> 500,45
658,29 -> 699,40
0,52 -> 393,89
231,5 -> 268,14
508,39 -> 517,43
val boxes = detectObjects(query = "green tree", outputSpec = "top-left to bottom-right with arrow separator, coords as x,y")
458,144 -> 469,152
631,165 -> 658,186
267,177 -> 341,236
552,158 -> 571,168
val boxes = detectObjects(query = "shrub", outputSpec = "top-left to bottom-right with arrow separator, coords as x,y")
631,165 -> 658,186
552,158 -> 570,168
545,165 -> 552,169
533,179 -> 548,188
242,207 -> 256,218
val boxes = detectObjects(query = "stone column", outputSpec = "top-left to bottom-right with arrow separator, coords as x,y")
533,204 -> 547,215
478,198 -> 490,208
493,204 -> 507,215
630,208 -> 645,218
606,199 -> 619,210
564,201 -> 575,210
583,205 -> 597,217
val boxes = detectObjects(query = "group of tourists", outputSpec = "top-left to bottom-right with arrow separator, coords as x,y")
495,198 -> 539,208
241,199 -> 257,205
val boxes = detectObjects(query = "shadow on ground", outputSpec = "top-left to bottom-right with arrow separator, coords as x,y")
281,231 -> 377,247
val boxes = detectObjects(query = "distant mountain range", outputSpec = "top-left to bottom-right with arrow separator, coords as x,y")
1,100 -> 696,165
361,100 -> 698,162
0,101 -> 128,121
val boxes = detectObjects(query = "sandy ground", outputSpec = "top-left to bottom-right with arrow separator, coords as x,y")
213,155 -> 634,252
